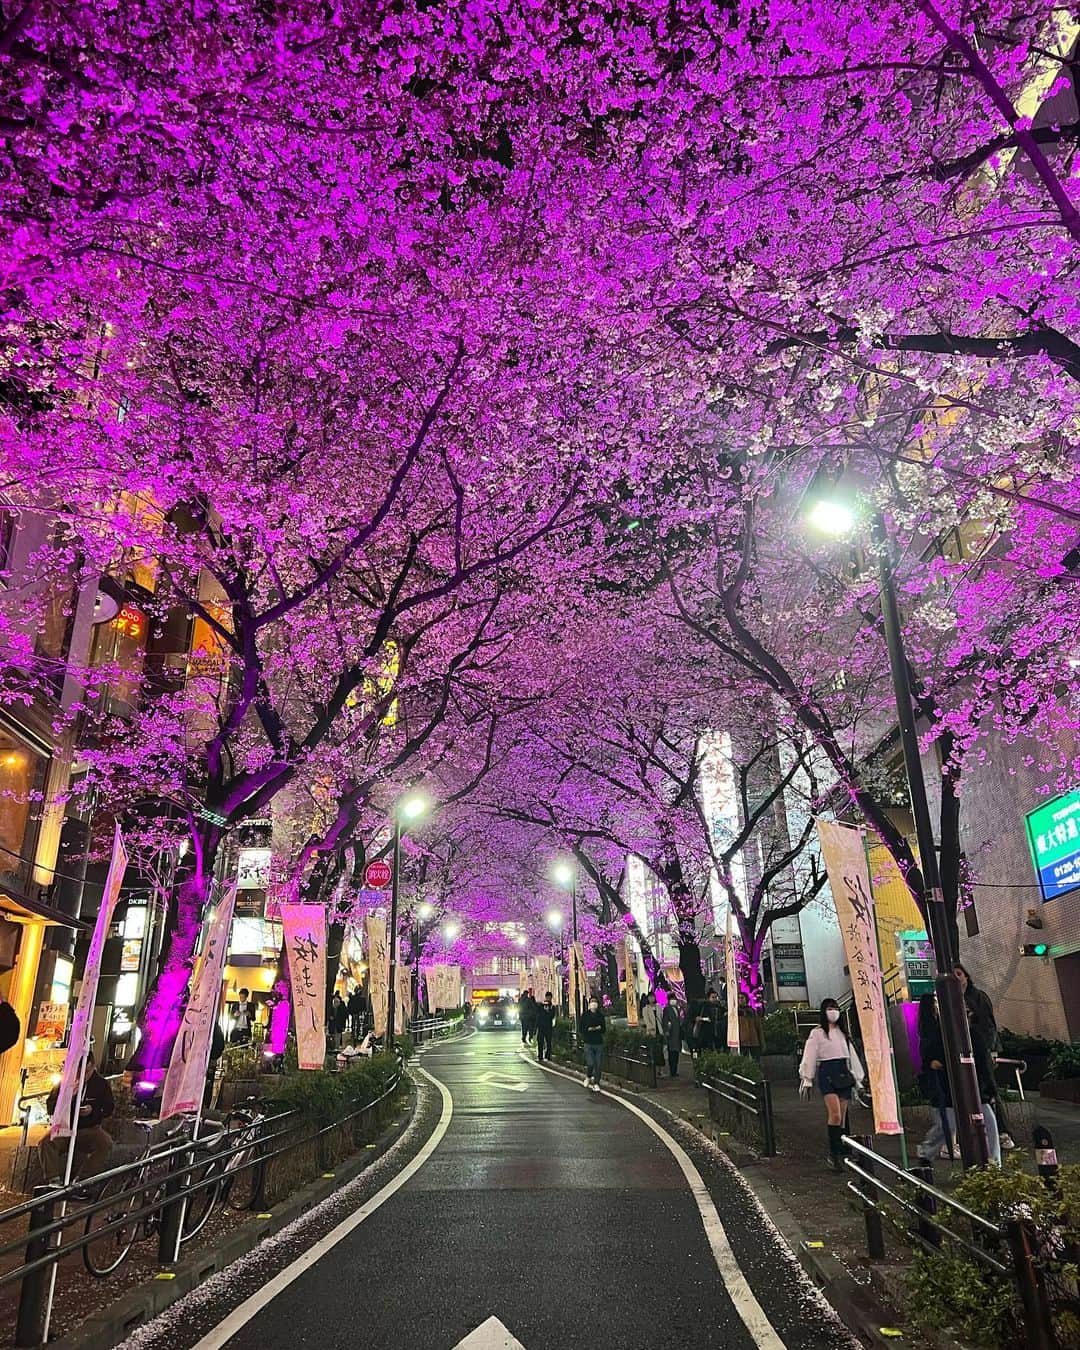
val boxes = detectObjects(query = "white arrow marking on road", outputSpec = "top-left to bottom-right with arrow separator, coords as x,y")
453,1316 -> 527,1349
477,1071 -> 528,1092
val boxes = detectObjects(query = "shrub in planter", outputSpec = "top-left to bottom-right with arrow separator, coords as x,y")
695,1050 -> 764,1084
1047,1042 -> 1080,1081
907,1154 -> 1080,1347
761,1007 -> 799,1056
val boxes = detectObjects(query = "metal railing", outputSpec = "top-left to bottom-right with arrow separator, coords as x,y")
610,1044 -> 658,1090
700,1069 -> 777,1157
0,1067 -> 406,1346
842,1134 -> 1062,1350
409,1014 -> 465,1046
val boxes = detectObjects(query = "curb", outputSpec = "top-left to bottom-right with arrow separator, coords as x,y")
550,1053 -> 905,1349
52,1081 -> 419,1350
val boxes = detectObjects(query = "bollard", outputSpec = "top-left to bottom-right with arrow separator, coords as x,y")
1033,1125 -> 1058,1192
15,1187 -> 56,1348
1005,1217 -> 1054,1350
854,1134 -> 886,1261
157,1148 -> 190,1265
907,1162 -> 940,1249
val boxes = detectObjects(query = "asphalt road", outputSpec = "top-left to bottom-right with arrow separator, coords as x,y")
133,1031 -> 858,1350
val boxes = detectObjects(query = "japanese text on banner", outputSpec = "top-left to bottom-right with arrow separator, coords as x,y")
282,905 -> 327,1069
817,819 -> 902,1136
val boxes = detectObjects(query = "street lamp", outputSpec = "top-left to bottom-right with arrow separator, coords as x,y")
443,920 -> 460,942
552,860 -> 581,1020
808,492 -> 989,1167
387,793 -> 431,1046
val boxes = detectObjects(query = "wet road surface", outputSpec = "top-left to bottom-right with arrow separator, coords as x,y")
131,1031 -> 859,1350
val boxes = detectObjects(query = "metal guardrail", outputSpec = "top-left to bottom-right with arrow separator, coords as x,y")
1,1067 -> 405,1346
408,1014 -> 465,1046
700,1070 -> 776,1157
842,1134 -> 1060,1350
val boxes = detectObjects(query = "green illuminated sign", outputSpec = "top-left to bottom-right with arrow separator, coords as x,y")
1025,789 -> 1080,902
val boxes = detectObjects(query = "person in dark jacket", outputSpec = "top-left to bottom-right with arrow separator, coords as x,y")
519,990 -> 537,1045
330,992 -> 348,1046
41,1051 -> 115,1182
954,963 -> 1013,1149
534,992 -> 556,1062
661,996 -> 683,1077
347,986 -> 367,1041
204,1021 -> 226,1109
579,996 -> 606,1092
916,994 -> 955,1163
693,989 -> 723,1053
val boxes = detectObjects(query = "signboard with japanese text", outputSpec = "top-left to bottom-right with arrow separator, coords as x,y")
281,904 -> 327,1069
569,940 -> 586,1016
1025,789 -> 1080,902
161,885 -> 237,1118
50,826 -> 128,1141
394,962 -> 413,1031
817,819 -> 902,1137
622,941 -> 640,1027
33,1002 -> 68,1046
897,929 -> 936,998
725,910 -> 740,1052
367,915 -> 389,1036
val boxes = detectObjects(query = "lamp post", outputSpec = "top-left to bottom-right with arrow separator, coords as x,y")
414,901 -> 434,1014
809,497 -> 989,1167
386,793 -> 430,1047
553,861 -> 581,1021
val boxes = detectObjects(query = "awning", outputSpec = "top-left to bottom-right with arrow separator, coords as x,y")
0,889 -> 88,929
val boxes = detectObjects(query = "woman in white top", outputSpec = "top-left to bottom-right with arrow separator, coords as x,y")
798,998 -> 865,1173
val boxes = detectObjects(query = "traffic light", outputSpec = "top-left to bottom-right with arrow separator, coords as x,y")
1020,942 -> 1049,958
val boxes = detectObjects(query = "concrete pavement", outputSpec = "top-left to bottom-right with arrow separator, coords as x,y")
129,1030 -> 858,1350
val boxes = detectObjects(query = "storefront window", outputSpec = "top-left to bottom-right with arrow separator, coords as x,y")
0,728 -> 48,891
89,602 -> 147,716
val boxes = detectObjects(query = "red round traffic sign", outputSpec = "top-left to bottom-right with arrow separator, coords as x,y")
365,859 -> 392,889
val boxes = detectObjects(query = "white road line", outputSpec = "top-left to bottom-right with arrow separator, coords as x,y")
530,1057 -> 786,1350
191,1064 -> 454,1350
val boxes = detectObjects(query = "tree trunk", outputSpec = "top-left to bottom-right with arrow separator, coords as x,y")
677,933 -> 706,1003
131,845 -> 217,1078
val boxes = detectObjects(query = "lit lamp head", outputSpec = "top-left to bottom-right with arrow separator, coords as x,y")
418,902 -> 435,921
514,934 -> 527,948
806,496 -> 856,537
443,921 -> 460,942
398,793 -> 430,824
552,861 -> 574,889
547,910 -> 564,930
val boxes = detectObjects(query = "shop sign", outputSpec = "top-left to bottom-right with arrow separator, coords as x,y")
1025,789 -> 1080,901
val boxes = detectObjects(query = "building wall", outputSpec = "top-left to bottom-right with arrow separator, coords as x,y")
949,732 -> 1080,1042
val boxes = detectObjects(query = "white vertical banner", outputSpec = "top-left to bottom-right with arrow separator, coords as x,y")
366,915 -> 389,1037
569,940 -> 586,1016
447,964 -> 461,1008
395,962 -> 413,1032
817,819 -> 902,1136
50,825 -> 128,1140
532,956 -> 555,1005
162,885 -> 238,1117
622,940 -> 640,1027
726,909 -> 741,1052
282,904 -> 327,1069
425,966 -> 438,1013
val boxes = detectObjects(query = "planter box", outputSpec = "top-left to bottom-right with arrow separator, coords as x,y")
1037,1077 -> 1080,1103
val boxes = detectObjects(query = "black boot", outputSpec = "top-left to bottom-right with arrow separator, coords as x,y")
827,1124 -> 845,1173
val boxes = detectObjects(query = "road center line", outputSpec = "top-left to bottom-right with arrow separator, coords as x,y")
528,1055 -> 786,1350
191,1063 -> 454,1350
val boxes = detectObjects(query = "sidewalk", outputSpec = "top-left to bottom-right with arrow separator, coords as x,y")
597,1060 -> 1080,1346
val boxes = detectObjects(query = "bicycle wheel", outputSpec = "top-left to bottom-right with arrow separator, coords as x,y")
179,1158 -> 220,1242
221,1112 -> 264,1210
83,1175 -> 141,1277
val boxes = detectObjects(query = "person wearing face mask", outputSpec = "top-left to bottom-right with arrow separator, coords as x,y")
798,998 -> 865,1173
579,994 -> 606,1093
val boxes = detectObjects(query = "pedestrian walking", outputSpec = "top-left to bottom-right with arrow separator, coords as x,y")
798,997 -> 865,1173
954,963 -> 1013,1150
915,993 -> 956,1163
519,989 -> 537,1045
41,1051 -> 115,1182
641,993 -> 663,1068
535,992 -> 556,1062
694,988 -> 723,1054
579,995 -> 606,1092
347,985 -> 366,1041
230,988 -> 253,1044
331,991 -> 348,1047
661,996 -> 683,1078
